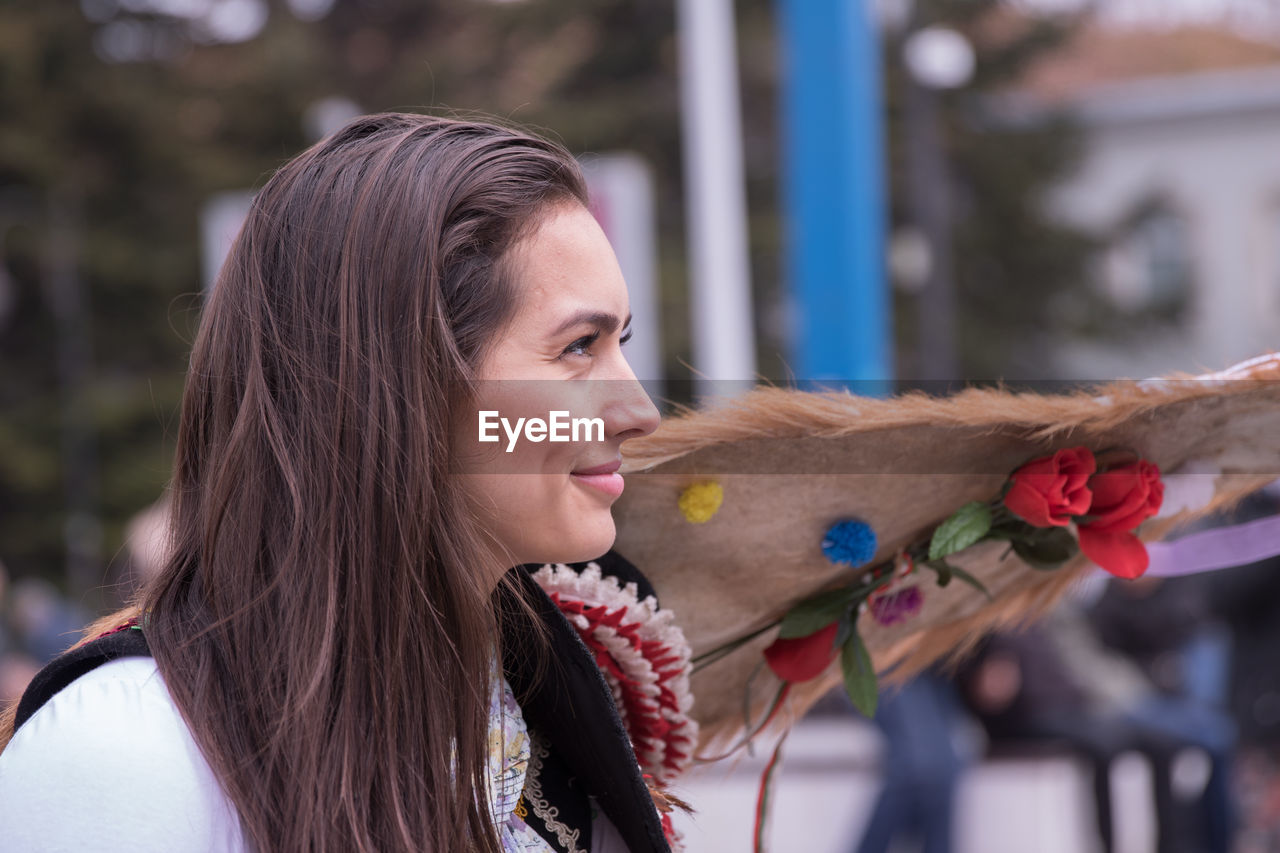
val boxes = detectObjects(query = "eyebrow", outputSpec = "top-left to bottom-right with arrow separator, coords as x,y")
551,310 -> 632,338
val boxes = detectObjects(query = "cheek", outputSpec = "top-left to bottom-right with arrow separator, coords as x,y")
520,471 -> 619,561
467,471 -> 618,566
453,386 -> 617,566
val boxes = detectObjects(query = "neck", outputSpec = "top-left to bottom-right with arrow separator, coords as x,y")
476,538 -> 521,594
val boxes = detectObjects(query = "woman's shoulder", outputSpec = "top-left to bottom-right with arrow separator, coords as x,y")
0,656 -> 248,851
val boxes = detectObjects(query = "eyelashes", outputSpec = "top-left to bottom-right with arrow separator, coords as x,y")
560,327 -> 633,359
562,332 -> 600,358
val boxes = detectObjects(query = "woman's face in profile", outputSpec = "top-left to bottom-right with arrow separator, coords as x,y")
455,203 -> 661,575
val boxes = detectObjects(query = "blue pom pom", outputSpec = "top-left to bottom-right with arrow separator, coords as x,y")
821,519 -> 877,567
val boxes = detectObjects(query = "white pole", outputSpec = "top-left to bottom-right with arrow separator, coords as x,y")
580,153 -> 664,397
676,0 -> 757,390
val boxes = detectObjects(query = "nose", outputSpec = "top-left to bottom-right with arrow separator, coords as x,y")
603,358 -> 661,443
613,380 -> 661,442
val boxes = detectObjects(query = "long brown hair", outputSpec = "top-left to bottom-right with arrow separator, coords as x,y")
3,114 -> 589,851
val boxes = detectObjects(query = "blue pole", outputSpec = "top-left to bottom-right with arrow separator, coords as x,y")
778,0 -> 892,391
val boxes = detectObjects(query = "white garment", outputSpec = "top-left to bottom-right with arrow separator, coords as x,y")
0,657 -> 247,853
0,657 -> 625,853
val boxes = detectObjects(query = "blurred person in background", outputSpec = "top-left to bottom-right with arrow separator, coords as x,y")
852,668 -> 975,853
121,497 -> 172,594
7,577 -> 90,664
0,657 -> 38,711
0,561 -> 40,708
1090,575 -> 1238,853
1180,488 -> 1280,850
959,595 -> 1219,853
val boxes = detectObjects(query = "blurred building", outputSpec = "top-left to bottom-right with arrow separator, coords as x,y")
1006,24 -> 1280,378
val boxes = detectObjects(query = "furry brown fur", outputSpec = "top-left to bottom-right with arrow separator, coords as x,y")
613,355 -> 1280,750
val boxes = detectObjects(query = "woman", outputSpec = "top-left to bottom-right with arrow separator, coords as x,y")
0,113 -> 663,852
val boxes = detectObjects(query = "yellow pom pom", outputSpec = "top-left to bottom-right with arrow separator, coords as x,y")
678,481 -> 724,524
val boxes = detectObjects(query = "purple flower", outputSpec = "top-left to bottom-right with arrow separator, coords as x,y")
869,586 -> 923,626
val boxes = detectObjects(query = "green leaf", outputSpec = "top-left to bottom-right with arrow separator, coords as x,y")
928,502 -> 993,561
1011,527 -> 1078,570
841,630 -> 878,718
777,587 -> 860,639
948,564 -> 994,600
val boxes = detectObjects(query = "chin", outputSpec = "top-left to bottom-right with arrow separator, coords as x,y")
537,513 -> 616,566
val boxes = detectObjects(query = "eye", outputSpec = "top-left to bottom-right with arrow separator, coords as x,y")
620,326 -> 633,346
561,331 -> 600,359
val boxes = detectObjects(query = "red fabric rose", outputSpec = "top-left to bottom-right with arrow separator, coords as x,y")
763,622 -> 840,683
1003,446 -> 1097,527
1076,530 -> 1151,579
1077,460 -> 1164,579
1082,460 -> 1164,533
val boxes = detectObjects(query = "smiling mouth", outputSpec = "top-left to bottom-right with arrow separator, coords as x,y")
570,459 -> 624,498
571,459 -> 621,476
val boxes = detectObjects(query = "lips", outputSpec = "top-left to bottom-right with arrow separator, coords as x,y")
570,458 -> 624,498
570,459 -> 622,476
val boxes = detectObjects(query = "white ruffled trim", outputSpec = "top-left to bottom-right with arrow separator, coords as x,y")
532,563 -> 699,784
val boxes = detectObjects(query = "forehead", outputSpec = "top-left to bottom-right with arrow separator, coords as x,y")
505,203 -> 629,325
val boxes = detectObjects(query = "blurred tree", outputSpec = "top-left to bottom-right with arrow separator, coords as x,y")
881,0 -> 1097,381
0,3 -> 201,606
0,0 -> 688,598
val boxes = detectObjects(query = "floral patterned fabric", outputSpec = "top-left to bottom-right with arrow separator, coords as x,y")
488,671 -> 558,852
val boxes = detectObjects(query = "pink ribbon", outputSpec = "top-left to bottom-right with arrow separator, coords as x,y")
1128,513 -> 1280,578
